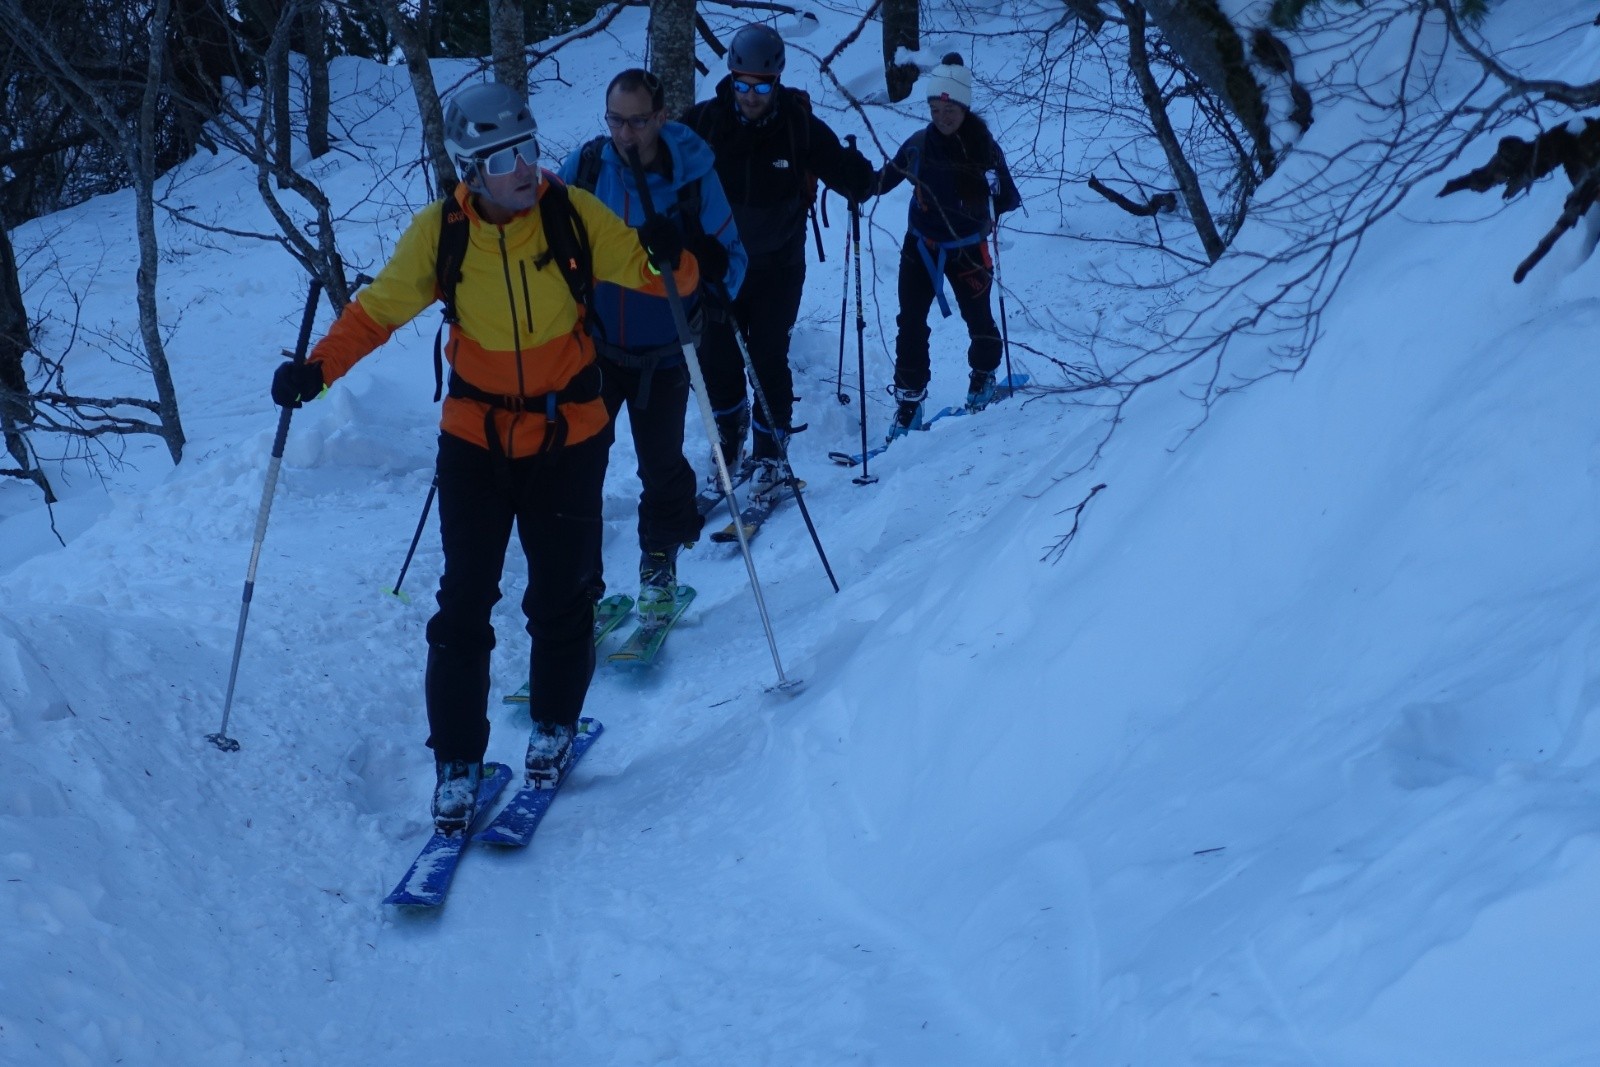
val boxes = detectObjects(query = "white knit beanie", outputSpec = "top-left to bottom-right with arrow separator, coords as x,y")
922,52 -> 972,109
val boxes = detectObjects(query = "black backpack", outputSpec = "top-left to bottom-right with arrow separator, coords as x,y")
431,174 -> 595,401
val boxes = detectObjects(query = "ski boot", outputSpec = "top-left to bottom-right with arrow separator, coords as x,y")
748,457 -> 792,501
965,370 -> 998,412
638,545 -> 679,626
525,720 -> 574,789
432,759 -> 483,833
886,387 -> 926,442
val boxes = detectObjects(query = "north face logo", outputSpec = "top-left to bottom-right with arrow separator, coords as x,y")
772,159 -> 792,169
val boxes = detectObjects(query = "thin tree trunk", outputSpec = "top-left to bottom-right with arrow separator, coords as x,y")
0,224 -> 52,502
137,0 -> 187,461
649,0 -> 696,118
1141,0 -> 1274,176
372,0 -> 455,194
882,0 -> 919,103
269,0 -> 294,179
0,0 -> 187,463
1117,0 -> 1226,262
488,0 -> 525,92
306,0 -> 330,157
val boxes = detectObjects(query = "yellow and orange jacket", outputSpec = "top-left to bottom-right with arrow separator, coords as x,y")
308,178 -> 698,457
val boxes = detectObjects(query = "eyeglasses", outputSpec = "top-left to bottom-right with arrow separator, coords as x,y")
605,112 -> 660,131
474,137 -> 539,176
732,79 -> 775,96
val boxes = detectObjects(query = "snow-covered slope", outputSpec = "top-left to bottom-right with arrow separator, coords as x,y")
4,4 -> 1600,1063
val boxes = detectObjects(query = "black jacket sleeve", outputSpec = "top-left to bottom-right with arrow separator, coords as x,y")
989,135 -> 1021,216
804,114 -> 876,203
876,138 -> 913,198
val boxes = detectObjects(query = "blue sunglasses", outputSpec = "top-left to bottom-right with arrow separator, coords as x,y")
732,79 -> 776,96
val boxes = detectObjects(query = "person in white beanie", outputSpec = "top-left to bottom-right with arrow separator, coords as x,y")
873,52 -> 1021,440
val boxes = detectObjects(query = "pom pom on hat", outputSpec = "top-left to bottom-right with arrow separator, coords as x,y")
922,52 -> 972,109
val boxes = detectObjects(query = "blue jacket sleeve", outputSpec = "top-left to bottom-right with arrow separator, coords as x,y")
696,167 -> 749,300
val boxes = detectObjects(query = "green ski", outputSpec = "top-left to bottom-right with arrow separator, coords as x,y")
607,586 -> 697,667
503,593 -> 634,704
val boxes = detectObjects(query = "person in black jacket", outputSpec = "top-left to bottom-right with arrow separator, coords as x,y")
681,23 -> 875,499
875,54 -> 1021,441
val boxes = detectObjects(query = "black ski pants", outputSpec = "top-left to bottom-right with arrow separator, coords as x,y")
424,430 -> 605,762
700,262 -> 808,462
892,233 -> 1001,394
598,357 -> 705,561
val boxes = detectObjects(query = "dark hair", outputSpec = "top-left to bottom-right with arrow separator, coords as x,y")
606,68 -> 664,112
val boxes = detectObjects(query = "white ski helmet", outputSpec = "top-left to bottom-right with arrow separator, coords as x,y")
442,83 -> 539,184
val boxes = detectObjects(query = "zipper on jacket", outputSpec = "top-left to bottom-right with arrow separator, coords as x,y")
518,260 -> 535,338
495,227 -> 528,400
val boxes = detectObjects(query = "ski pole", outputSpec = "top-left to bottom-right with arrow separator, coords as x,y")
992,224 -> 1015,400
726,325 -> 840,593
849,191 -> 877,487
624,146 -> 801,692
834,214 -> 851,406
209,276 -> 324,751
384,472 -> 436,601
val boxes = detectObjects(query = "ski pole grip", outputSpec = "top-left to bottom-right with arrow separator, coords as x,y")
271,277 -> 325,458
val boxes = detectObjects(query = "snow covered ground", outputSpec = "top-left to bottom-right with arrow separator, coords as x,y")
4,3 -> 1600,1063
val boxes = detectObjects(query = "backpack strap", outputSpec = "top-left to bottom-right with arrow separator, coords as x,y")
534,172 -> 597,333
572,136 -> 607,194
433,187 -> 470,402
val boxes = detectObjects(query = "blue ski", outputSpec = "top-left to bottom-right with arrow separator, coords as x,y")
828,373 -> 1031,468
473,718 -> 605,847
384,762 -> 514,908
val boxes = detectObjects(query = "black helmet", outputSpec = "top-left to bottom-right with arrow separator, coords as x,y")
728,24 -> 785,77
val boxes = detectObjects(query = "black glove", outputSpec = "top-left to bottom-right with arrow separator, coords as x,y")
637,216 -> 683,272
853,168 -> 880,205
271,360 -> 324,408
691,234 -> 730,287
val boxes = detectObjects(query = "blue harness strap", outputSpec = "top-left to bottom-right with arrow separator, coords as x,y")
910,225 -> 985,318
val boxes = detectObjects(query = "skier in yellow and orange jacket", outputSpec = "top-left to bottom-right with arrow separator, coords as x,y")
270,82 -> 697,832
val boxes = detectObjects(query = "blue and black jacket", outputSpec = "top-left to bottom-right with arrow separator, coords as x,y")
557,122 -> 748,366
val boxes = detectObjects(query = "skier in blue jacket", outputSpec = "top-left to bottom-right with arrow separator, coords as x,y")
559,68 -> 747,618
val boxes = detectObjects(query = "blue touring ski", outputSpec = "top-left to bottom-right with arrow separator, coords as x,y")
474,718 -> 606,847
607,586 -> 697,667
384,762 -> 514,908
829,373 -> 1031,468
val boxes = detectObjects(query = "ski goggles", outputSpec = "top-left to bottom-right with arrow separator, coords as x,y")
731,78 -> 776,96
473,136 -> 539,177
